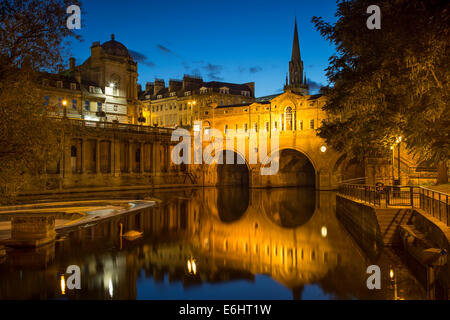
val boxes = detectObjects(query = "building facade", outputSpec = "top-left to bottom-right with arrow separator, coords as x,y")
138,76 -> 255,128
40,34 -> 139,124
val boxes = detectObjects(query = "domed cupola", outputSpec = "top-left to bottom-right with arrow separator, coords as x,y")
101,34 -> 130,58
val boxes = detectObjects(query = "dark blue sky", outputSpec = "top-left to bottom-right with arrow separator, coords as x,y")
70,0 -> 338,97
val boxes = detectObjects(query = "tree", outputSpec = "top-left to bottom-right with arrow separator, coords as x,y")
313,0 -> 449,184
0,0 -> 81,203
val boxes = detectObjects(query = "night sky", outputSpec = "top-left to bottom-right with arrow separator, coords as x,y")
70,0 -> 338,97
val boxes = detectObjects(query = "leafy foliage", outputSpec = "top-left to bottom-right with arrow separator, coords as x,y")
0,0 -> 81,203
312,0 -> 449,181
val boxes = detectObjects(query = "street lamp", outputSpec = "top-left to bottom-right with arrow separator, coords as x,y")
188,100 -> 197,126
62,99 -> 68,117
391,136 -> 402,185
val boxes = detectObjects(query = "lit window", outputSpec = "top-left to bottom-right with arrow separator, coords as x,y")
170,92 -> 176,97
89,86 -> 95,93
70,83 -> 77,90
57,81 -> 63,89
157,94 -> 162,99
184,91 -> 191,96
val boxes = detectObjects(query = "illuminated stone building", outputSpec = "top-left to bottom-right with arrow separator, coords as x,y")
40,34 -> 139,124
138,76 -> 255,127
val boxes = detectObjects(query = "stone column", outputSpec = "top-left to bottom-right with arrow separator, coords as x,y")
152,142 -> 161,174
81,138 -> 87,174
109,139 -> 114,174
140,142 -> 144,173
113,139 -> 121,176
63,139 -> 72,177
166,144 -> 171,172
128,140 -> 133,173
96,139 -> 101,174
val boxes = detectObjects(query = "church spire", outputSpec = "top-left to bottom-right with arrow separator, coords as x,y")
284,18 -> 308,95
291,17 -> 301,62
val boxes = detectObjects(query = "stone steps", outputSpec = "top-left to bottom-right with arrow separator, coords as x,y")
375,209 -> 414,245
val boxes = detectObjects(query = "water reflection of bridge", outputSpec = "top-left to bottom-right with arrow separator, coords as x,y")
0,188 -> 424,299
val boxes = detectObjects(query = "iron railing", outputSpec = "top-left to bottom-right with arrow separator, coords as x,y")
338,184 -> 449,227
419,187 -> 449,227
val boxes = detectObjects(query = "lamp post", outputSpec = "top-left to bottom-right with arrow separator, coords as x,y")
188,100 -> 197,126
391,136 -> 402,186
62,99 -> 68,117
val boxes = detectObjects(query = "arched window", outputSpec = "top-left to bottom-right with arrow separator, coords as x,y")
285,107 -> 293,131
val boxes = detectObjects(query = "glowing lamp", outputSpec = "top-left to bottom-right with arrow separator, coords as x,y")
321,226 -> 327,238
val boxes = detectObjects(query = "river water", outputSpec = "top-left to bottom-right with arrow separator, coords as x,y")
0,187 -> 426,299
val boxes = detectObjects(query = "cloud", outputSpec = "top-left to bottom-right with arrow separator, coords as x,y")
156,44 -> 172,54
129,50 -> 155,67
306,79 -> 324,92
181,61 -> 190,70
202,63 -> 223,80
207,73 -> 223,80
191,68 -> 202,77
238,66 -> 263,73
249,66 -> 262,73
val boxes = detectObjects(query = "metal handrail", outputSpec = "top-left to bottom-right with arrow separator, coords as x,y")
338,183 -> 449,227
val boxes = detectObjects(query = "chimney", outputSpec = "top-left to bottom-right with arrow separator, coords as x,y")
243,82 -> 255,97
69,57 -> 75,71
169,80 -> 182,92
154,79 -> 165,95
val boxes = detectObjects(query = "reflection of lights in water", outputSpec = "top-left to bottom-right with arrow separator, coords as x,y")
187,260 -> 192,273
390,268 -> 395,279
192,260 -> 197,275
108,279 -> 113,298
321,226 -> 327,238
187,258 -> 197,275
60,275 -> 66,295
